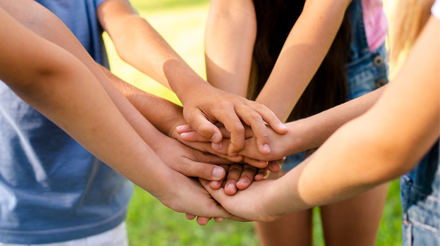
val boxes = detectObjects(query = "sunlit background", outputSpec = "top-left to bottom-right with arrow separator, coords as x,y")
104,0 -> 401,245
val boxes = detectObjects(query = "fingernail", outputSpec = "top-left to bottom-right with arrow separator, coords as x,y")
239,178 -> 248,185
180,132 -> 190,138
227,183 -> 235,191
211,181 -> 220,186
212,142 -> 222,151
263,144 -> 270,153
213,167 -> 224,179
279,123 -> 288,129
212,133 -> 221,143
176,125 -> 186,131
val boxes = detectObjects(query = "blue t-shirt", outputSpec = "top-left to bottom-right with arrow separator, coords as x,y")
0,0 -> 132,244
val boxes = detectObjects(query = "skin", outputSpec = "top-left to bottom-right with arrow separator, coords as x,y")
203,0 -> 389,243
96,0 -> 289,157
0,1 -> 247,225
201,13 -> 440,225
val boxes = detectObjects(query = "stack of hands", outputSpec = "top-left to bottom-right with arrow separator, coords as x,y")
154,98 -> 292,225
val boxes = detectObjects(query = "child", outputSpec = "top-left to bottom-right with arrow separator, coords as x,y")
202,0 -> 389,244
0,2 -> 245,244
200,1 -> 439,245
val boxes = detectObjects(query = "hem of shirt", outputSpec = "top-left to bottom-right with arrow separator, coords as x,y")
0,207 -> 127,244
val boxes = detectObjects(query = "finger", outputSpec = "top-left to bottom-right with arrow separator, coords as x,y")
181,140 -> 242,163
209,180 -> 223,190
196,216 -> 211,226
236,165 -> 257,190
211,139 -> 228,154
185,111 -> 223,143
199,180 -> 249,222
176,124 -> 194,134
181,160 -> 226,181
186,214 -> 196,220
267,161 -> 281,173
217,123 -> 253,139
214,217 -> 224,223
254,169 -> 270,181
224,164 -> 243,195
210,165 -> 228,190
194,152 -> 234,165
215,109 -> 245,156
180,131 -> 211,142
241,156 -> 269,169
235,104 -> 271,155
246,101 -> 288,135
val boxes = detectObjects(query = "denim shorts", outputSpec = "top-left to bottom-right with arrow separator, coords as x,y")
282,44 -> 389,171
401,142 -> 440,245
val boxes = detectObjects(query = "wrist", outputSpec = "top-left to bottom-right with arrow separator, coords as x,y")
173,77 -> 212,105
284,119 -> 318,155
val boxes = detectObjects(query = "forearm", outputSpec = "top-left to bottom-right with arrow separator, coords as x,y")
97,0 -> 210,102
0,8 -> 174,197
256,0 -> 351,121
99,65 -> 185,136
2,0 -> 174,149
269,17 -> 440,215
285,86 -> 385,152
205,0 -> 256,96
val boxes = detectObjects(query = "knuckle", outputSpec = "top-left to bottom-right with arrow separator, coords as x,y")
249,112 -> 263,122
232,123 -> 245,135
196,124 -> 212,135
196,164 -> 211,178
228,164 -> 243,173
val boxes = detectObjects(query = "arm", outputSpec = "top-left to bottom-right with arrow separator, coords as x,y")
180,85 -> 386,161
0,4 -> 172,206
204,0 -> 352,122
256,0 -> 352,121
0,1 -> 242,221
96,0 -> 288,156
205,0 -> 256,96
203,15 -> 440,221
1,0 -> 239,180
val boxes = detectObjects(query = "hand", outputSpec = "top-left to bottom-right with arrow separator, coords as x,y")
209,162 -> 281,195
152,134 -> 233,181
168,119 -> 245,164
198,178 -> 280,222
178,123 -> 291,162
158,172 -> 248,225
181,83 -> 288,156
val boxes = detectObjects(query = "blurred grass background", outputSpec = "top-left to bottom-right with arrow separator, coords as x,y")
104,0 -> 402,245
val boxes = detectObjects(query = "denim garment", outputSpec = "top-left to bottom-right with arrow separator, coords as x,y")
401,142 -> 440,245
0,0 -> 132,244
282,0 -> 389,171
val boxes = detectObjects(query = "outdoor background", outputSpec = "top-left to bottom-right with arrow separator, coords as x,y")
104,0 -> 401,245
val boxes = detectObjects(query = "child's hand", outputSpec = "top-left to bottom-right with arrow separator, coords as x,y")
177,123 -> 291,162
180,84 -> 288,156
209,161 -> 281,195
197,178 -> 280,222
158,173 -> 248,226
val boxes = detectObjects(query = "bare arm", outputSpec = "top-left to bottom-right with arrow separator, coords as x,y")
205,0 -> 256,96
96,0 -> 288,156
0,4 -> 172,201
204,0 -> 352,122
203,15 -> 440,221
0,1 -> 243,221
256,0 -> 352,121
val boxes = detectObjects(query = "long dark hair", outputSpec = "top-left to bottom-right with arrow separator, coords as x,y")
248,0 -> 352,122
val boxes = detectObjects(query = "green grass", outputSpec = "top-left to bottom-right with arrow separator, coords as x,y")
104,1 -> 402,245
